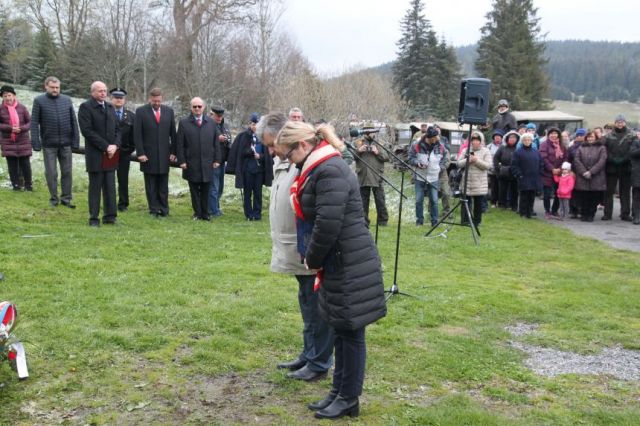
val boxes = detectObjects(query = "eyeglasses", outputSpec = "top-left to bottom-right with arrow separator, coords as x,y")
192,105 -> 203,109
285,143 -> 299,160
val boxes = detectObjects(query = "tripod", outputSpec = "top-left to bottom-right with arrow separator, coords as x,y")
424,123 -> 480,245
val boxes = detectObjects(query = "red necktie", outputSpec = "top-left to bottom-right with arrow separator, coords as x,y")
197,117 -> 201,127
154,109 -> 160,124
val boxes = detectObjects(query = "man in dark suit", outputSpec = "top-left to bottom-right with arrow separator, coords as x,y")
110,87 -> 136,212
78,81 -> 121,227
176,97 -> 221,221
134,87 -> 177,217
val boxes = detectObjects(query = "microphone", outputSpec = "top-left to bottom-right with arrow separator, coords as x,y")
349,128 -> 381,138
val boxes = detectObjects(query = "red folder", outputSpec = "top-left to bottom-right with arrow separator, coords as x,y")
101,150 -> 120,169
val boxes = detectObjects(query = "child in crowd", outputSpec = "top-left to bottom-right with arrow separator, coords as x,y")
554,162 -> 575,220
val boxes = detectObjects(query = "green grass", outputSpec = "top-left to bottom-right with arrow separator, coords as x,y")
553,100 -> 640,129
1,167 -> 639,425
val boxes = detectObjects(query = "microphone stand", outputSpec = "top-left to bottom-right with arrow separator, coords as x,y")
356,137 -> 419,301
424,123 -> 480,245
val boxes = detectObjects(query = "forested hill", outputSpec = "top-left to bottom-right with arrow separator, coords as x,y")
455,40 -> 640,102
374,40 -> 640,103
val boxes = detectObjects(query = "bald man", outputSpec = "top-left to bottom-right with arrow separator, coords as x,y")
176,97 -> 221,220
78,81 -> 121,226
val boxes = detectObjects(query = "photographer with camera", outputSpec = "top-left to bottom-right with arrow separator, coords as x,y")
408,126 -> 448,226
354,122 -> 389,227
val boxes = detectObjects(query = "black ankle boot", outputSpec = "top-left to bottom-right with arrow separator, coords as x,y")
314,394 -> 359,419
307,389 -> 338,411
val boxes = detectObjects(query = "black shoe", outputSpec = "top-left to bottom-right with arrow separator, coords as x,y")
286,365 -> 327,382
118,206 -> 128,212
308,390 -> 339,411
89,220 -> 100,227
314,394 -> 359,419
25,186 -> 33,192
50,200 -> 59,207
601,216 -> 612,221
12,185 -> 22,191
621,216 -> 632,222
61,201 -> 76,209
277,358 -> 306,371
633,216 -> 640,225
102,219 -> 117,225
200,215 -> 211,221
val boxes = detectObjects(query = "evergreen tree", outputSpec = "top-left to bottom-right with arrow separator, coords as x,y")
475,0 -> 550,110
393,0 -> 462,120
25,28 -> 58,90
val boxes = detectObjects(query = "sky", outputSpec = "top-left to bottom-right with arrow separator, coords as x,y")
281,0 -> 640,75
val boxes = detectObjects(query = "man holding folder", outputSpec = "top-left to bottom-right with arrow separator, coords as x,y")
78,81 -> 121,227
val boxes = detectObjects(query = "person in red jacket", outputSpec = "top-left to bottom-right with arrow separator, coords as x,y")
0,86 -> 32,191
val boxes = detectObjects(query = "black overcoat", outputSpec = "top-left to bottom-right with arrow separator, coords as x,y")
511,146 -> 543,191
227,128 -> 273,188
629,138 -> 640,188
78,98 -> 121,173
133,104 -> 177,174
176,115 -> 220,183
300,156 -> 387,330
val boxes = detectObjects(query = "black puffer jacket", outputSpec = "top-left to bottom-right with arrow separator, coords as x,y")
30,93 -> 80,150
300,156 -> 387,330
630,138 -> 640,188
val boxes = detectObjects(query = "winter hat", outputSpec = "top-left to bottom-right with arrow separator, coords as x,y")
249,112 -> 260,123
497,99 -> 509,108
0,85 -> 16,96
526,123 -> 537,130
575,128 -> 587,137
614,114 -> 626,123
561,162 -> 571,170
492,129 -> 505,138
426,126 -> 439,138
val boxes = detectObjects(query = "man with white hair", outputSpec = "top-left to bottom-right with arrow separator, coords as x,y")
78,81 -> 121,226
289,107 -> 304,122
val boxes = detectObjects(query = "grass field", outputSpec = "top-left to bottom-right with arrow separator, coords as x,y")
1,161 -> 640,424
552,100 -> 640,129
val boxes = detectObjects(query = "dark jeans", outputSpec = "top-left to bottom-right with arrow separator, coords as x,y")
144,173 -> 169,215
332,327 -> 366,398
243,170 -> 264,219
88,170 -> 117,223
188,181 -> 211,219
580,190 -> 603,220
43,146 -> 73,203
415,180 -> 439,225
6,156 -> 32,189
208,165 -> 225,215
116,154 -> 131,209
360,185 -> 389,225
498,177 -> 518,210
605,172 -> 631,218
543,184 -> 559,214
519,190 -> 536,218
295,275 -> 334,372
632,187 -> 640,219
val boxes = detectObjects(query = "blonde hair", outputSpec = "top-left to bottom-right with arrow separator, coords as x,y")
276,120 -> 344,151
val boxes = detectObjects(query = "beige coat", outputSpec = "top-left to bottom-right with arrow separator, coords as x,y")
457,144 -> 492,196
269,157 -> 315,275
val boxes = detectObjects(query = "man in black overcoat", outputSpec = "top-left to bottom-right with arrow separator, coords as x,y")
110,87 -> 135,211
134,87 -> 177,217
176,97 -> 221,220
78,81 -> 121,227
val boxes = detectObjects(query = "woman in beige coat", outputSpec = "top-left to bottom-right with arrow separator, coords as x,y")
457,131 -> 492,228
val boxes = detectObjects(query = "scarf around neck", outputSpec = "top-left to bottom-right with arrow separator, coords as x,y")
4,101 -> 20,142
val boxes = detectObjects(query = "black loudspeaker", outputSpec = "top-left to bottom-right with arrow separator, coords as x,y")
458,78 -> 491,125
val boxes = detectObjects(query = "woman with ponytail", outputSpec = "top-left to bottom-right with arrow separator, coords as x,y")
276,121 -> 386,420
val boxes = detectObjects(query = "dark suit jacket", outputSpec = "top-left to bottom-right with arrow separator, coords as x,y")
176,115 -> 221,183
78,98 -> 121,172
133,104 -> 176,174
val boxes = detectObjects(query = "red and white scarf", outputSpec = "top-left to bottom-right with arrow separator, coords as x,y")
289,141 -> 341,291
4,101 -> 20,142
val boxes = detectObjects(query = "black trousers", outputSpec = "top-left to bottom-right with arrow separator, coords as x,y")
605,172 -> 631,218
116,154 -> 131,209
144,173 -> 169,215
88,170 -> 117,223
580,190 -> 603,220
488,175 -> 499,205
360,185 -> 389,225
462,195 -> 484,226
242,170 -> 264,219
632,187 -> 640,219
331,327 -> 366,398
498,177 -> 518,210
519,190 -> 536,218
6,156 -> 32,189
188,181 -> 211,219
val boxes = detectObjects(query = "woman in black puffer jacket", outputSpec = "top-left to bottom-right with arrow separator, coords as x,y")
276,120 -> 386,420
